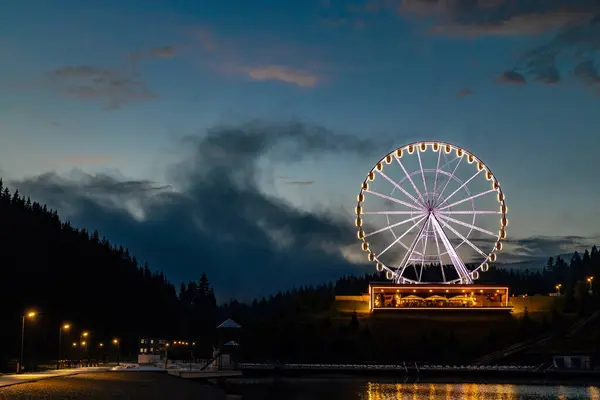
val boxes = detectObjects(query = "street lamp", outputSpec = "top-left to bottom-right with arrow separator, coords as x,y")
555,284 -> 562,295
113,338 -> 120,363
58,323 -> 71,370
587,276 -> 594,294
19,310 -> 37,373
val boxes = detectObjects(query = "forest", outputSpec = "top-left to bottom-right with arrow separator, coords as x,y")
1,178 -> 599,370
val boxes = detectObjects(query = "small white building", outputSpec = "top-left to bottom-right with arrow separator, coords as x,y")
138,338 -> 167,364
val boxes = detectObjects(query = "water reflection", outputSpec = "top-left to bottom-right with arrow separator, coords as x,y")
364,382 -> 594,400
231,381 -> 600,400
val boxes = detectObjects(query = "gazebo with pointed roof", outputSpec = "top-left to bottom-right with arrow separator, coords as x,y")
217,318 -> 242,329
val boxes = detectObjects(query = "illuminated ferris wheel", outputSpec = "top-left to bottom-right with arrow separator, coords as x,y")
355,142 -> 507,284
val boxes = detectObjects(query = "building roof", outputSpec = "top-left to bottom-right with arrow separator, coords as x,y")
216,318 -> 241,329
224,340 -> 240,346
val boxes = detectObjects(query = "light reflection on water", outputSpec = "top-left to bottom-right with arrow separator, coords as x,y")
232,381 -> 600,400
363,382 -> 598,400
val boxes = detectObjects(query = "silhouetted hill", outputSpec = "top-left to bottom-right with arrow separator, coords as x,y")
2,177 -> 600,370
0,179 -> 216,369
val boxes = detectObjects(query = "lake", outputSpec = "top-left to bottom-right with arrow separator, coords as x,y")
227,380 -> 600,399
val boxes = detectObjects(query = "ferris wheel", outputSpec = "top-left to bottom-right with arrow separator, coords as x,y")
355,142 -> 507,284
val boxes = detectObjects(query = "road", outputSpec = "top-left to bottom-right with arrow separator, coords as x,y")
0,372 -> 227,399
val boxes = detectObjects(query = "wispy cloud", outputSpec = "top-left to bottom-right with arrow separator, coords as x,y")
285,180 -> 315,185
496,70 -> 526,85
150,46 -> 176,57
45,65 -> 157,109
189,27 -> 325,87
361,0 -> 600,37
457,88 -> 473,97
59,155 -> 116,166
243,65 -> 321,87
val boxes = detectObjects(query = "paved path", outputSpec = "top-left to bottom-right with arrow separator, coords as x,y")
0,367 -> 109,388
0,372 -> 227,399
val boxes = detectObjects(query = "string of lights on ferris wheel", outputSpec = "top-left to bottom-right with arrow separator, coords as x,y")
355,141 -> 508,285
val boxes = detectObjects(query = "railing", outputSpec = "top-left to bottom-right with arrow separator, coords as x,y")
238,362 -> 541,372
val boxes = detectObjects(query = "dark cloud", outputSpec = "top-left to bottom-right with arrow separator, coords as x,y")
511,9 -> 600,87
573,59 -> 600,85
456,235 -> 596,264
500,235 -> 596,263
496,70 -> 526,85
45,65 -> 157,109
523,50 -> 562,84
348,0 -> 599,36
347,1 -> 600,88
285,180 -> 316,185
11,121 -> 389,301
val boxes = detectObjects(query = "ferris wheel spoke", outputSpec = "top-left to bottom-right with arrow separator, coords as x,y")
416,149 -> 428,198
432,223 -> 447,282
364,189 -> 423,211
364,214 -> 424,238
438,189 -> 497,211
436,216 -> 489,259
395,215 -> 429,282
432,148 -> 442,195
376,216 -> 427,259
435,155 -> 463,205
363,211 -> 423,215
439,210 -> 501,215
418,218 -> 431,282
437,169 -> 482,208
430,217 -> 473,284
376,170 -> 422,208
437,214 -> 497,237
394,156 -> 426,205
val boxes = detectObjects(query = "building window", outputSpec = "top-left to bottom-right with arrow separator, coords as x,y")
141,339 -> 145,344
150,339 -> 154,344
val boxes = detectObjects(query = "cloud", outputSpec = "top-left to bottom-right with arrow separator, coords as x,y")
242,66 -> 321,87
59,155 -> 116,165
11,121 -> 389,300
457,88 -> 473,97
499,235 -> 597,263
285,180 -> 315,185
188,27 -> 324,87
193,28 -> 217,51
388,0 -> 600,37
496,70 -> 526,85
45,65 -> 157,109
150,46 -> 176,57
573,59 -> 600,85
344,1 -> 600,88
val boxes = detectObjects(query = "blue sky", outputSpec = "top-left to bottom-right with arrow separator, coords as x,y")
2,0 -> 600,299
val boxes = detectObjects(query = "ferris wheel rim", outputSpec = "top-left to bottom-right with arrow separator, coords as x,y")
356,141 -> 508,285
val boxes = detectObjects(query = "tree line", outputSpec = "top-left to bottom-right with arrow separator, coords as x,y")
1,178 -> 598,368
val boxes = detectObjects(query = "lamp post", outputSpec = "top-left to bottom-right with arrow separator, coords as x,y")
19,311 -> 37,373
112,338 -> 120,364
57,323 -> 71,370
555,284 -> 562,295
587,276 -> 594,294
